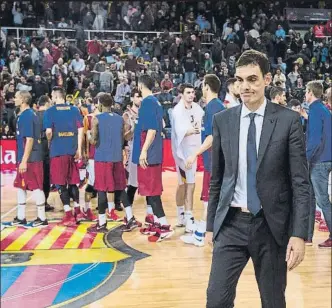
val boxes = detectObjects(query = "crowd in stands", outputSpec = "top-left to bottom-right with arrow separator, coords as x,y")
0,1 -> 331,139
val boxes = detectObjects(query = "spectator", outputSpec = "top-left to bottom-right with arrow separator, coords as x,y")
31,75 -> 49,102
69,53 -> 86,73
160,73 -> 174,91
115,78 -> 131,105
182,50 -> 196,85
128,41 -> 142,58
12,3 -> 24,26
58,17 -> 68,28
273,68 -> 287,89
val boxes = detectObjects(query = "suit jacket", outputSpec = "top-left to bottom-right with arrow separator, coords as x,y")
207,101 -> 310,246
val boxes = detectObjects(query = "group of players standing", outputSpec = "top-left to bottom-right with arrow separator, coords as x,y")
4,73 -> 225,246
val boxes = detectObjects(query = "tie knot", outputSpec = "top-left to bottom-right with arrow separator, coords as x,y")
249,113 -> 256,121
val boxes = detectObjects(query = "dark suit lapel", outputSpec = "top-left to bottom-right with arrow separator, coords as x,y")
229,105 -> 242,178
257,101 -> 277,171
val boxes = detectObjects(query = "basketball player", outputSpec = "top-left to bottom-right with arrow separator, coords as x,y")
37,95 -> 54,212
82,102 -> 98,221
11,91 -> 47,227
123,89 -> 155,225
87,93 -> 140,233
44,86 -> 84,226
182,75 -> 225,246
134,75 -> 174,242
171,83 -> 204,232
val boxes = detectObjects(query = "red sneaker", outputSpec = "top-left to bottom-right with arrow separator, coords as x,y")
318,238 -> 332,249
145,214 -> 154,226
60,211 -> 76,227
123,216 -> 142,227
74,207 -> 86,223
83,209 -> 97,221
315,211 -> 322,223
140,223 -> 158,235
107,209 -> 123,222
87,222 -> 108,233
121,216 -> 141,232
148,225 -> 174,242
318,220 -> 329,232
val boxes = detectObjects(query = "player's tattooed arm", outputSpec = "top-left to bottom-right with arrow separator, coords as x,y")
90,116 -> 99,145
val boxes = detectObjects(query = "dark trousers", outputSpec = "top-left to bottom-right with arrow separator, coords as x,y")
43,157 -> 50,202
207,208 -> 287,308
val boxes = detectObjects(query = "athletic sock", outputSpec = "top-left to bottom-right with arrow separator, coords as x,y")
203,201 -> 208,219
17,204 -> 26,220
177,205 -> 185,216
108,202 -> 115,212
99,214 -> 106,226
79,169 -> 86,181
64,204 -> 71,212
84,202 -> 90,212
146,204 -> 153,215
125,206 -> 133,221
184,210 -> 193,223
17,188 -> 27,220
37,204 -> 46,221
153,215 -> 160,224
74,202 -> 80,208
158,216 -> 168,226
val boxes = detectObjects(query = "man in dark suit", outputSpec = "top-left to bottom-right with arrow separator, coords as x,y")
206,50 -> 310,308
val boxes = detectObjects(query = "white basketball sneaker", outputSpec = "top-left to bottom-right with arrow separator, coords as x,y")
180,230 -> 205,247
185,217 -> 197,233
176,212 -> 185,227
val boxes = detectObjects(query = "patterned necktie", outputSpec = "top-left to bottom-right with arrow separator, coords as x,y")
247,113 -> 261,215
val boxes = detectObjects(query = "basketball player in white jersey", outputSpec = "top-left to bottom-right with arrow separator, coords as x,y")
171,83 -> 204,232
123,89 -> 155,225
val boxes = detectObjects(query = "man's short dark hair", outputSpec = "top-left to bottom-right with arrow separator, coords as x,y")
179,83 -> 194,94
131,88 -> 141,98
99,93 -> 114,107
38,95 -> 50,106
236,50 -> 270,77
52,86 -> 66,99
138,74 -> 154,91
226,78 -> 237,93
270,87 -> 285,100
204,74 -> 221,94
289,99 -> 301,107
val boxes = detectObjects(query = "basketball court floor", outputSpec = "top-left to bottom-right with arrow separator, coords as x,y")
1,171 -> 331,308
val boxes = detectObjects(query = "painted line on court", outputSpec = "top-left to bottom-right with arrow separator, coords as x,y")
1,195 -> 33,220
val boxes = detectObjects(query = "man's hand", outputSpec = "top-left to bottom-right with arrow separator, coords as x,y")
139,150 -> 148,169
300,108 -> 308,119
205,232 -> 213,247
286,236 -> 305,271
185,154 -> 197,169
19,161 -> 27,173
187,127 -> 200,136
74,149 -> 82,161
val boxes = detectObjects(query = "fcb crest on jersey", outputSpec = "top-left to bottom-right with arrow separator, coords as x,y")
1,222 -> 149,307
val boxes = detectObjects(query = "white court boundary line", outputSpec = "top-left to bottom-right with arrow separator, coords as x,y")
1,262 -> 100,301
1,195 -> 33,220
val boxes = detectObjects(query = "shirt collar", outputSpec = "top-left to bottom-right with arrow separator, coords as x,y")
241,98 -> 267,118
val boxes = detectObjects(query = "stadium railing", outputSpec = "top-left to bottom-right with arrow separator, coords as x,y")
3,27 -> 215,45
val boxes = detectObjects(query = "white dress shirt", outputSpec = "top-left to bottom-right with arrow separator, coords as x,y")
231,99 -> 267,208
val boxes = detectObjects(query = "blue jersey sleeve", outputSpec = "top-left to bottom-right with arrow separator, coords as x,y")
21,112 -> 34,138
43,108 -> 52,130
205,101 -> 225,136
141,97 -> 159,131
73,107 -> 83,128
